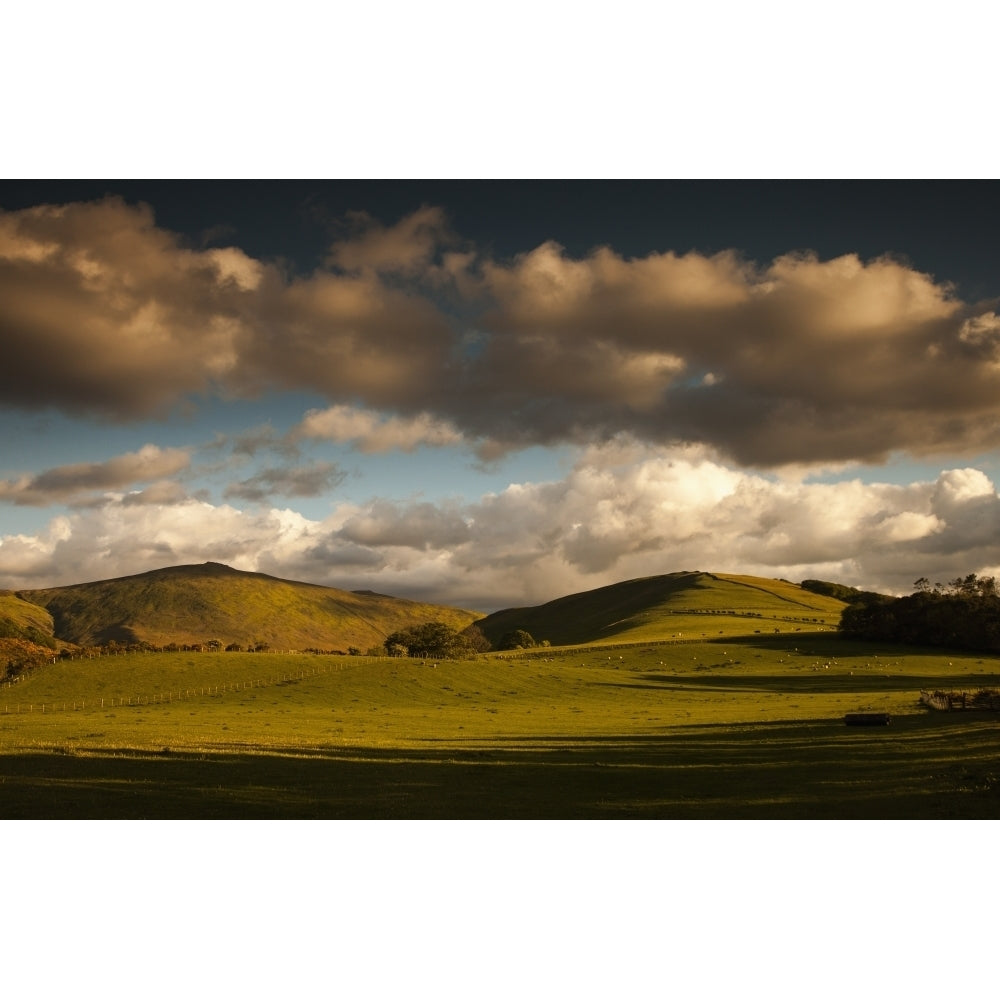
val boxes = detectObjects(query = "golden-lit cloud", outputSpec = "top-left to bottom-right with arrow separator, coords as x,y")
0,200 -> 249,417
3,198 -> 1000,466
252,269 -> 453,407
292,404 -> 464,452
465,243 -> 980,462
325,205 -> 454,275
0,199 -> 453,419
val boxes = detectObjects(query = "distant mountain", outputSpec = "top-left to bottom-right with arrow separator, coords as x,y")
16,562 -> 483,651
472,571 -> 848,647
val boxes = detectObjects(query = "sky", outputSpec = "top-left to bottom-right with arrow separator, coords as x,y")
2,180 -> 999,610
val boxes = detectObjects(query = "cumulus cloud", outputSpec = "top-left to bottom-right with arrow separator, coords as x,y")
325,205 -> 456,276
460,243 -> 989,463
453,245 -> 1000,465
5,197 -> 1000,466
957,310 -> 1000,359
0,199 -> 252,418
336,499 -> 471,549
0,444 -> 190,506
0,500 -> 324,588
4,447 -> 1000,609
0,198 -> 454,420
292,404 -> 464,452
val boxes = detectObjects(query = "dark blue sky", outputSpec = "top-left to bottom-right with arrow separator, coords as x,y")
3,180 -> 997,301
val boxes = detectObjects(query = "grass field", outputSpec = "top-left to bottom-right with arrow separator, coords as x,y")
3,632 -> 999,817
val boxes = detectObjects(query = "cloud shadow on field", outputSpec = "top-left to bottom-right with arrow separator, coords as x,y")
1,713 -> 998,819
595,670 -> 1000,695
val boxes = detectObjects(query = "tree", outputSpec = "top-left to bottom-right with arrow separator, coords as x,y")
498,629 -> 536,650
383,622 -> 472,659
460,623 -> 492,653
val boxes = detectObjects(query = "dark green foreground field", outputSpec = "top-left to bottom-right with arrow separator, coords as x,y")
3,633 -> 999,818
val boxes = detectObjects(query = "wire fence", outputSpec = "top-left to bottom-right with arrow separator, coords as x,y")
1,654 -> 398,716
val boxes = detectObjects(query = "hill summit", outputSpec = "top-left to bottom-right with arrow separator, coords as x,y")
473,571 -> 847,647
16,562 -> 483,651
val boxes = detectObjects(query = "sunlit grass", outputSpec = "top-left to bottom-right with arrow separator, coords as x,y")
475,571 -> 845,647
2,635 -> 998,817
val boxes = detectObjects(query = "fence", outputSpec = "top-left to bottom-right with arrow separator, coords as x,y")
1,654 -> 395,717
919,688 -> 1000,711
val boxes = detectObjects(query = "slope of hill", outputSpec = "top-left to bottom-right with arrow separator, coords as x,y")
473,571 -> 847,647
16,562 -> 482,651
0,590 -> 57,648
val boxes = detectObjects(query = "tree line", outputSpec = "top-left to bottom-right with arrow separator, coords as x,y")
838,574 -> 1000,652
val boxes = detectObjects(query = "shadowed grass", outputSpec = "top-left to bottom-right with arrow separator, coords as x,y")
2,714 -> 997,818
2,636 -> 998,817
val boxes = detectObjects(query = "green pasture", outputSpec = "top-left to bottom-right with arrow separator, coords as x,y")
2,636 -> 999,817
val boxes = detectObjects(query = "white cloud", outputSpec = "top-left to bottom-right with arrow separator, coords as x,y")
932,467 -> 995,505
5,450 -> 1000,609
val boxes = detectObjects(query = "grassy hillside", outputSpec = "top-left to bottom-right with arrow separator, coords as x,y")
474,571 -> 847,647
5,571 -> 999,817
0,591 -> 57,648
17,562 -> 482,651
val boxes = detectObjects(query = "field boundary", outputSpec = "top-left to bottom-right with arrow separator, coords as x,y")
0,655 -> 394,717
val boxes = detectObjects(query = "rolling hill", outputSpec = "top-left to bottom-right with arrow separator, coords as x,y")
0,591 -> 57,647
15,562 -> 483,651
8,565 -> 851,655
472,571 -> 848,647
